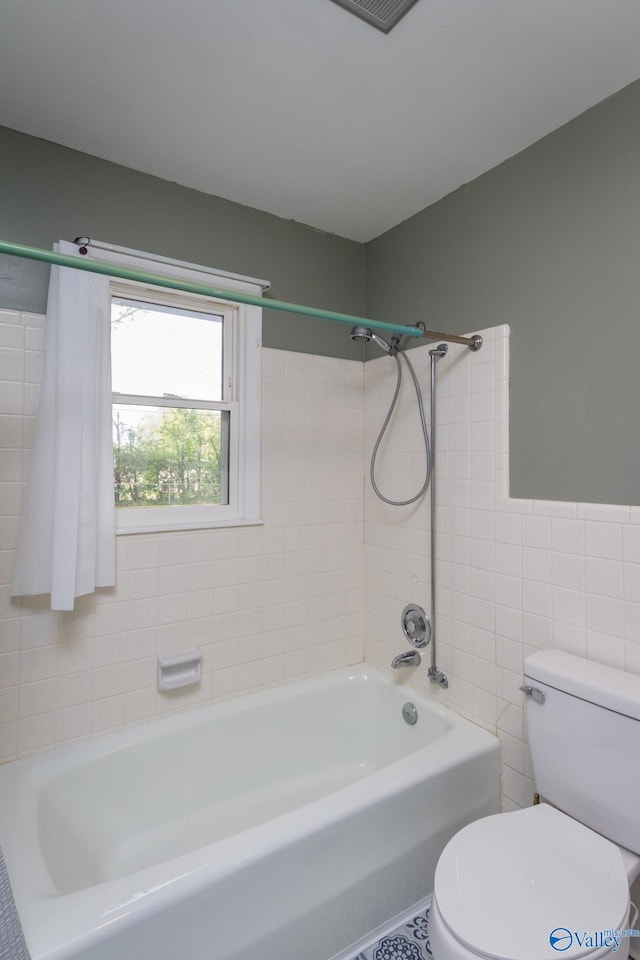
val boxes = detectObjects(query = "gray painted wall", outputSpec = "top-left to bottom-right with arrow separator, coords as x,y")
3,74 -> 640,506
365,80 -> 640,506
0,126 -> 365,360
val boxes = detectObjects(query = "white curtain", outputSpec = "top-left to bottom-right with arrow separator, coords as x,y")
12,241 -> 116,611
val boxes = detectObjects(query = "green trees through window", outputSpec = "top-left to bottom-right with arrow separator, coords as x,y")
113,405 -> 228,507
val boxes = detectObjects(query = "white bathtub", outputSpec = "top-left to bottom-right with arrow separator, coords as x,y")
0,665 -> 499,960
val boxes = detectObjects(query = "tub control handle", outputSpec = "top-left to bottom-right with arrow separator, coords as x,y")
401,604 -> 431,648
519,684 -> 545,705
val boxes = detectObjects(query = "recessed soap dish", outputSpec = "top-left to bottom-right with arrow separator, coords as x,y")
157,651 -> 202,691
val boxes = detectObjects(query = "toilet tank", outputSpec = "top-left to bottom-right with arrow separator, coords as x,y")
523,650 -> 640,855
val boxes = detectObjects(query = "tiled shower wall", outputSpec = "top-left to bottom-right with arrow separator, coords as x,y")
3,304 -> 640,821
364,324 -> 640,812
0,309 -> 364,762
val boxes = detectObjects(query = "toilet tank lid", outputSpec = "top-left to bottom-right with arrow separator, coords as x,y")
525,650 -> 640,721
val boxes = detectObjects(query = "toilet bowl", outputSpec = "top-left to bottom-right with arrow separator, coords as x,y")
429,804 -> 637,960
427,650 -> 640,960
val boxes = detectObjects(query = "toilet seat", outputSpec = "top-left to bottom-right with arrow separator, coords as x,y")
433,804 -> 630,960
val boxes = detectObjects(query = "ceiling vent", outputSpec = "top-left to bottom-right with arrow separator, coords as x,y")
328,0 -> 421,33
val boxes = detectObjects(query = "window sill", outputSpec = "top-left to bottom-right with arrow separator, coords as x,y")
115,517 -> 264,536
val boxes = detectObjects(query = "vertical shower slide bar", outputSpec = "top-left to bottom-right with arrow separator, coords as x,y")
428,344 -> 449,688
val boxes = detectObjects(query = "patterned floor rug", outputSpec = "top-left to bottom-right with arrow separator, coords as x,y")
354,906 -> 432,960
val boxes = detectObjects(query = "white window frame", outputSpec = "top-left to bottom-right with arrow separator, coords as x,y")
98,245 -> 263,534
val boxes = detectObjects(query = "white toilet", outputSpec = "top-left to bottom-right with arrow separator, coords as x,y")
429,649 -> 640,960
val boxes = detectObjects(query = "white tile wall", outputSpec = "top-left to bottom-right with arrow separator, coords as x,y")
363,325 -> 640,819
0,310 -> 364,761
2,306 -> 640,850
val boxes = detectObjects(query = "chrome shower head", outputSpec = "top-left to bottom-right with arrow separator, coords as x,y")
349,325 -> 392,354
350,325 -> 373,344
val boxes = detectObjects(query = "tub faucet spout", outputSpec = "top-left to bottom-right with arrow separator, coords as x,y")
391,650 -> 421,669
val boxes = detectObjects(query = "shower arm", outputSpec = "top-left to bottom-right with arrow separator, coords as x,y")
0,239 -> 482,349
415,322 -> 482,351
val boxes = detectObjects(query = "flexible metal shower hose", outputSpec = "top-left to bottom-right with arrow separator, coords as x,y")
369,349 -> 432,506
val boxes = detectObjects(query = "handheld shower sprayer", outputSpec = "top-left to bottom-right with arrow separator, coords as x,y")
349,325 -> 397,355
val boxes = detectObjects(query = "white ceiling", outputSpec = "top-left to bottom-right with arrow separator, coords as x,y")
1,0 -> 640,242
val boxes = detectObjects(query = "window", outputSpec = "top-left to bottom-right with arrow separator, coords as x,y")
100,246 -> 262,533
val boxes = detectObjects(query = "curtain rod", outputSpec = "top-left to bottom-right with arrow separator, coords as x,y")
0,240 -> 482,349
